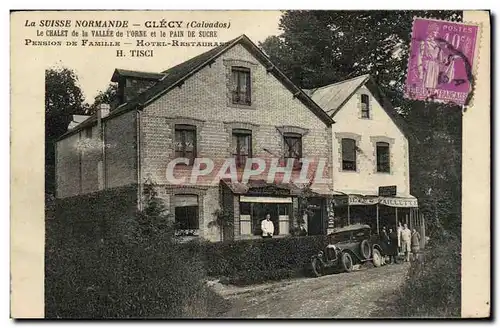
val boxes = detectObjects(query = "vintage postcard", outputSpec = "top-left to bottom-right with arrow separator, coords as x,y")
10,10 -> 490,319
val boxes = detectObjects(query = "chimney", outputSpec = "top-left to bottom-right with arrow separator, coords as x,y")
97,103 -> 110,191
96,103 -> 110,139
97,103 -> 110,120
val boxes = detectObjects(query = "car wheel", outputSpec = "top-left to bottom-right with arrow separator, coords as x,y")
341,252 -> 354,272
311,257 -> 324,277
360,240 -> 371,259
372,248 -> 382,267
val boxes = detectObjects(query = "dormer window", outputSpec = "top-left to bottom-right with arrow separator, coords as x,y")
231,67 -> 251,105
361,94 -> 370,118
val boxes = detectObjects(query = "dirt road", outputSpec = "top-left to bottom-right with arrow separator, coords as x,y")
215,262 -> 410,318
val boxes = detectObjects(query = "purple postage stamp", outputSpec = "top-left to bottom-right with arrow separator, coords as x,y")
405,18 -> 479,105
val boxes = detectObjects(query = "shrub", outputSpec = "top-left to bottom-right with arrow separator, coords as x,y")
46,183 -> 230,318
183,235 -> 327,285
394,233 -> 461,317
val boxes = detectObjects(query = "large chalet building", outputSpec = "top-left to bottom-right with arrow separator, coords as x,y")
55,35 -> 419,242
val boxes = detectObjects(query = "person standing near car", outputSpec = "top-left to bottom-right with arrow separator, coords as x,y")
261,213 -> 274,238
411,228 -> 421,261
401,223 -> 412,262
397,221 -> 403,255
388,228 -> 399,264
381,226 -> 390,244
381,226 -> 390,264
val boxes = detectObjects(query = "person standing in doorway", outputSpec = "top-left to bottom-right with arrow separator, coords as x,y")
411,228 -> 421,261
401,223 -> 412,262
261,213 -> 274,239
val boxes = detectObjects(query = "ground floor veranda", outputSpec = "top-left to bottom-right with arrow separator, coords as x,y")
168,179 -> 421,242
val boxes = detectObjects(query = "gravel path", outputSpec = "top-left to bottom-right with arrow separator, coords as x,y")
215,262 -> 410,318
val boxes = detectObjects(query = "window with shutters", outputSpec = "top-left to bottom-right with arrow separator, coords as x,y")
174,124 -> 196,165
283,132 -> 302,169
376,142 -> 390,173
231,67 -> 251,105
232,129 -> 252,168
342,138 -> 357,171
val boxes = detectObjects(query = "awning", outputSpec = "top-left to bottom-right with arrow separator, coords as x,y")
220,179 -> 302,196
173,194 -> 199,207
332,194 -> 418,208
239,196 -> 293,204
310,184 -> 334,196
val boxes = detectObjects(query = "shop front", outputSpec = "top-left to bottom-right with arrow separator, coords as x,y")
328,193 -> 421,237
220,179 -> 329,239
220,179 -> 299,240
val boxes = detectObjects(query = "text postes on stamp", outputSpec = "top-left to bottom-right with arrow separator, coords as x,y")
405,18 -> 479,106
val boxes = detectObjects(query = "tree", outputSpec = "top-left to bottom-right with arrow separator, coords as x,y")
89,82 -> 118,114
128,179 -> 175,243
45,67 -> 87,195
260,11 -> 463,236
260,10 -> 461,111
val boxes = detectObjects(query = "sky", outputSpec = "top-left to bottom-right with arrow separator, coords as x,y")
43,11 -> 282,103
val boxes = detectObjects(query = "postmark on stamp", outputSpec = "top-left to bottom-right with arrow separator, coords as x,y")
405,18 -> 479,106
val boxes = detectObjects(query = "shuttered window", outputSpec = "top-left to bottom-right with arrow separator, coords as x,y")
376,142 -> 390,173
231,67 -> 251,105
342,138 -> 357,171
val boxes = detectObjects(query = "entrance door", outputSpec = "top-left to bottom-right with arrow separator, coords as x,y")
307,198 -> 324,235
251,203 -> 280,235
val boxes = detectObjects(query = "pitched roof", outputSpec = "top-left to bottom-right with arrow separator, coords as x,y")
304,74 -> 370,117
58,34 -> 334,141
68,115 -> 91,130
305,74 -> 412,139
109,34 -> 333,124
111,69 -> 165,82
363,78 -> 414,140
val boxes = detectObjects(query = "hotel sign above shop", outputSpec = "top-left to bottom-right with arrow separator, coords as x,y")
378,185 -> 397,197
333,195 -> 418,208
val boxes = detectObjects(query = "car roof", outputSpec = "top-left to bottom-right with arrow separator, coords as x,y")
329,224 -> 371,234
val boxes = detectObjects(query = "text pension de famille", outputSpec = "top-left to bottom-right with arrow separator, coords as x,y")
24,19 -> 228,52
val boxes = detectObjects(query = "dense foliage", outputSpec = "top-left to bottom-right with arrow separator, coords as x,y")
45,69 -> 118,196
184,235 -> 328,285
45,67 -> 87,195
395,234 -> 461,317
46,185 -> 228,318
89,82 -> 118,112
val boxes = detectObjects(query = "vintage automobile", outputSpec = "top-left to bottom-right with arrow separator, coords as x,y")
310,224 -> 385,277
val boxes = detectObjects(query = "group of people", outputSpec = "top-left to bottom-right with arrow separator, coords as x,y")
260,214 -> 421,265
380,222 -> 421,263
